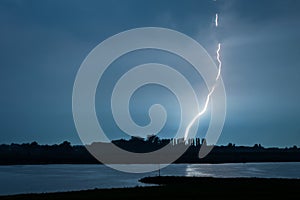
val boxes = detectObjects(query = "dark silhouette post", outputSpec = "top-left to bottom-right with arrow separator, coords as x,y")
158,164 -> 161,177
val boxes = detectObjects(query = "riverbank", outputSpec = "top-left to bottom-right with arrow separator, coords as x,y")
1,176 -> 299,199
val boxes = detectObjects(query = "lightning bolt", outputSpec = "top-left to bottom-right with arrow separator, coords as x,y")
184,13 -> 222,142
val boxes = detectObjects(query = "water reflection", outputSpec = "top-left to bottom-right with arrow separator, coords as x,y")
185,164 -> 213,177
183,162 -> 300,178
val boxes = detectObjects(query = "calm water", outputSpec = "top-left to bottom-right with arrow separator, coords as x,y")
0,162 -> 300,195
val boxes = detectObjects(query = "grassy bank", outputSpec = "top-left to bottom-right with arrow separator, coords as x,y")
1,176 -> 300,199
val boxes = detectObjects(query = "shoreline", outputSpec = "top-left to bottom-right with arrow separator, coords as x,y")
2,142 -> 300,165
1,176 -> 300,199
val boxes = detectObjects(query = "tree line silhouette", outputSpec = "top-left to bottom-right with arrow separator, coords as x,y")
0,136 -> 299,165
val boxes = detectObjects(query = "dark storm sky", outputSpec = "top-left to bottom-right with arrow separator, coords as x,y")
0,0 -> 300,147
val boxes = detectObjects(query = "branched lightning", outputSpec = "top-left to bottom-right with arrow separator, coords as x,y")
184,13 -> 222,142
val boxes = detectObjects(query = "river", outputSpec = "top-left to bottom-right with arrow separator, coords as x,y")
0,162 -> 299,195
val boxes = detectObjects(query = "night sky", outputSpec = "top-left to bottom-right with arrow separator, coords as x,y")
0,0 -> 300,147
